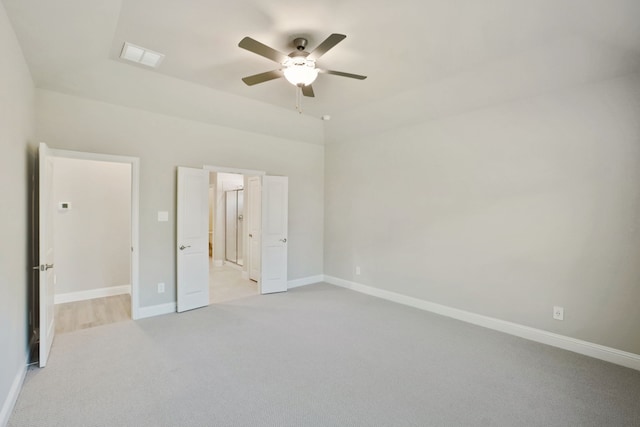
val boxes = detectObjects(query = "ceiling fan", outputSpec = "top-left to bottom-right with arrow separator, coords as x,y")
238,33 -> 367,98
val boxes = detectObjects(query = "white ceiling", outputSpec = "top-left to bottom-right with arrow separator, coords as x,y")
4,0 -> 640,143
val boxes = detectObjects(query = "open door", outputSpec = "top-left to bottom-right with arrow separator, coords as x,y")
176,167 -> 210,312
247,176 -> 261,282
38,142 -> 55,367
260,176 -> 288,294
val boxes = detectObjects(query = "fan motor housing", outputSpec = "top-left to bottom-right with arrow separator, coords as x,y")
293,38 -> 308,51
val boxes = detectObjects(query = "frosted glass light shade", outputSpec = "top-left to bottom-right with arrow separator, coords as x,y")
283,59 -> 318,86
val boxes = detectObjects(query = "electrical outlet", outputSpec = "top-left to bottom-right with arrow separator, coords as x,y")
158,282 -> 165,293
553,306 -> 564,321
355,266 -> 361,275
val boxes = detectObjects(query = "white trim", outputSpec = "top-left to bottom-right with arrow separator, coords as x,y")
241,271 -> 249,280
214,259 -> 223,267
137,302 -> 176,319
45,145 -> 141,320
203,165 -> 266,176
130,158 -> 140,320
0,352 -> 28,427
324,276 -> 640,371
54,285 -> 130,305
288,275 -> 325,289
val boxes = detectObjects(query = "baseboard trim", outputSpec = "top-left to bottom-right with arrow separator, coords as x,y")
137,302 -> 176,319
288,275 -> 325,289
324,275 -> 640,371
55,285 -> 131,304
0,352 -> 28,427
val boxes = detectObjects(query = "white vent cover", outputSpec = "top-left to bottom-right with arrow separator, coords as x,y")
120,42 -> 164,68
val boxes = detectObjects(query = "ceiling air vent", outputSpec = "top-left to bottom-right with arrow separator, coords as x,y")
120,42 -> 164,68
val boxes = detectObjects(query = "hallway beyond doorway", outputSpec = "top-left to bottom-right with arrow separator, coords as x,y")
54,294 -> 130,334
209,261 -> 259,304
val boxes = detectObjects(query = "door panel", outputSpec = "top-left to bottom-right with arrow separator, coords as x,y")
261,176 -> 288,294
177,167 -> 209,312
38,142 -> 55,367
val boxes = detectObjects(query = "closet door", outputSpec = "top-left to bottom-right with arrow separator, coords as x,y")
176,167 -> 209,312
260,176 -> 288,294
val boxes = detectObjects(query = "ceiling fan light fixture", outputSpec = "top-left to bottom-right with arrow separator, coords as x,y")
283,57 -> 318,86
239,33 -> 366,102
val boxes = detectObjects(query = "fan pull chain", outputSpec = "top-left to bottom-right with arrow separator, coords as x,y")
295,84 -> 303,114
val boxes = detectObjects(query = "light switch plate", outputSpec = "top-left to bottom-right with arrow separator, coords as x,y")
157,211 -> 168,222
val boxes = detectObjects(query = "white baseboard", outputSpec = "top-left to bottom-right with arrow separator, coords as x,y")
137,302 -> 176,319
0,352 -> 28,427
324,275 -> 640,371
288,275 -> 325,289
55,285 -> 131,305
213,259 -> 223,267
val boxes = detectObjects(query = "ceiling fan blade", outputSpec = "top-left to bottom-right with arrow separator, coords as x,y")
301,84 -> 315,97
239,37 -> 288,64
320,69 -> 367,80
307,34 -> 346,61
241,69 -> 284,86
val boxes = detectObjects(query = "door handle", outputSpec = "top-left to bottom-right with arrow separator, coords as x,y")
279,238 -> 287,243
179,245 -> 191,250
34,264 -> 54,271
249,234 -> 253,238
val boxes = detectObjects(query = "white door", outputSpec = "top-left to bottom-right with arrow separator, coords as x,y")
177,167 -> 210,312
261,176 -> 288,294
247,176 -> 261,281
38,142 -> 55,367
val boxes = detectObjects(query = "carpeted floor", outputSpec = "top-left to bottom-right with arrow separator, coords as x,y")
9,283 -> 640,426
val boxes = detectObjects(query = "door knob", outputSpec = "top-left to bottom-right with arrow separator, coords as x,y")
249,234 -> 253,238
179,245 -> 191,250
280,238 -> 287,243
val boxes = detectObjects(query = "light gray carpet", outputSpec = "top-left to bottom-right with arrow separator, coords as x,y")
9,283 -> 640,426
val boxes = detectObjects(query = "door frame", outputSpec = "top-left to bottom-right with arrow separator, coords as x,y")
46,147 -> 141,319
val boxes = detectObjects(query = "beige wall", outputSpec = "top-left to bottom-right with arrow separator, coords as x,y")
52,157 -> 131,295
325,73 -> 640,354
35,89 -> 324,308
0,2 -> 35,421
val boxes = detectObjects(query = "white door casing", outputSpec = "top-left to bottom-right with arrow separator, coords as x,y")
38,142 -> 55,367
177,167 -> 210,312
260,176 -> 288,294
247,176 -> 261,282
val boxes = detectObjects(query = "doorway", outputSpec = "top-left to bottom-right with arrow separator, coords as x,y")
209,171 -> 259,303
35,143 -> 140,367
51,157 -> 132,334
176,166 -> 288,312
